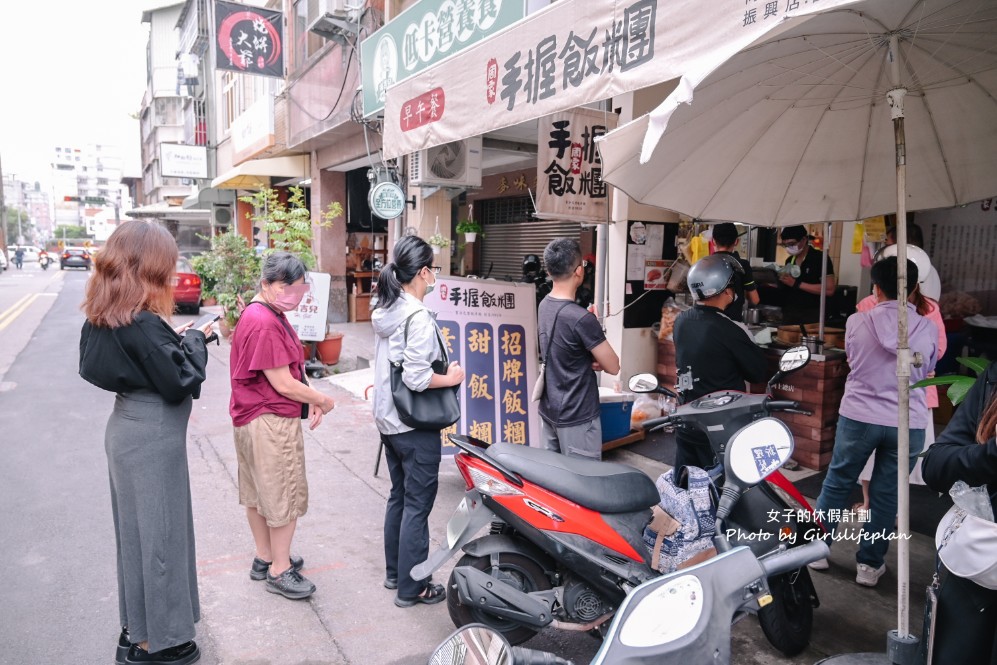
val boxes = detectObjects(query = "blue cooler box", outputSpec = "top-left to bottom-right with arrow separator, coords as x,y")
598,388 -> 634,442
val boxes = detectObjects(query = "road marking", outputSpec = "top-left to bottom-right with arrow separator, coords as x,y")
0,293 -> 40,332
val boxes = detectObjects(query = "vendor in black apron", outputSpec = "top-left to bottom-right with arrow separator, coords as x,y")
778,225 -> 836,325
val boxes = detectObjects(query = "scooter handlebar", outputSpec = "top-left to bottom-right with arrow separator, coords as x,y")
760,540 -> 830,578
639,414 -> 677,431
511,647 -> 575,665
764,399 -> 813,416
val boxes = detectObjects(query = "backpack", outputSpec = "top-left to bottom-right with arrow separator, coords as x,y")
643,465 -> 720,573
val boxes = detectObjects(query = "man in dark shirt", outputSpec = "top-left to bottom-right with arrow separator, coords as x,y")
711,223 -> 758,322
778,225 -> 836,325
537,238 -> 620,460
673,254 -> 769,470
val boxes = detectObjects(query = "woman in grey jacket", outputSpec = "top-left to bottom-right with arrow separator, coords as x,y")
371,236 -> 464,607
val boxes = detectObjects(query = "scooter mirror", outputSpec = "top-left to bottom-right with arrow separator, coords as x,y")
428,624 -> 512,665
778,346 -> 810,374
628,373 -> 659,393
725,418 -> 794,486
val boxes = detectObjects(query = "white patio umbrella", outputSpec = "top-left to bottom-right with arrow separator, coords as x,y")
597,0 -> 997,653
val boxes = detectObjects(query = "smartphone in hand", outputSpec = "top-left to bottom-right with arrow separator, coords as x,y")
192,313 -> 221,330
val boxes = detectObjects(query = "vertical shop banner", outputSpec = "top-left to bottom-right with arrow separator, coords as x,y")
383,0 -> 857,160
537,107 -> 617,223
215,1 -> 284,78
431,277 -> 539,454
285,272 -> 330,342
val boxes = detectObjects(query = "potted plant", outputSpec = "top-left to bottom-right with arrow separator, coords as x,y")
427,233 -> 451,255
240,186 -> 342,269
202,230 -> 261,334
316,329 -> 345,365
188,252 -> 218,306
455,219 -> 482,243
240,186 -> 345,354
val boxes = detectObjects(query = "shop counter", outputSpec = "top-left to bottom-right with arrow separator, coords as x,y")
657,338 -> 849,471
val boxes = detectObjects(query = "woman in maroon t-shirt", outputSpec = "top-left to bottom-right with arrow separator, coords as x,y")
229,252 -> 336,601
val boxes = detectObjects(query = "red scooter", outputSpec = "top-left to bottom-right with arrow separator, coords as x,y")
415,347 -> 824,656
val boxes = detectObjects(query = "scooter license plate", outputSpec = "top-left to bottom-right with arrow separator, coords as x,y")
446,497 -> 472,549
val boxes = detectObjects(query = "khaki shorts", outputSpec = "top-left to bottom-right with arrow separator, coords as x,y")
234,413 -> 308,527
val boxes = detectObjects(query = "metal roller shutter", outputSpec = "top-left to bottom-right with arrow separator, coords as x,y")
477,197 -> 581,280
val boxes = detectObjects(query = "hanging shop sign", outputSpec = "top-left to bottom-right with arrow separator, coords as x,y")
536,107 -> 617,223
383,0 -> 856,160
160,144 -> 208,179
429,276 -> 539,454
360,0 -> 525,118
369,181 -> 406,220
215,0 -> 284,78
285,272 -> 331,342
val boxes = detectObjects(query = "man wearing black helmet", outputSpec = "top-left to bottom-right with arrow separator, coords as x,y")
673,254 -> 769,470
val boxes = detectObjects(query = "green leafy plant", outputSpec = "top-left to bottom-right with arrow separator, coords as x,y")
427,233 -> 451,248
913,356 -> 991,406
200,230 -> 261,327
188,252 -> 218,301
239,186 -> 343,269
455,219 -> 482,235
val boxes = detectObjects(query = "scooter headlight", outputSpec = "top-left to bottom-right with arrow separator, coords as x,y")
468,467 -> 524,497
618,574 -> 704,647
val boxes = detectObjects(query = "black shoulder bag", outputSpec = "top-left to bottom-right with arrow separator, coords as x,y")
250,301 -> 310,419
531,302 -> 571,402
390,310 -> 461,430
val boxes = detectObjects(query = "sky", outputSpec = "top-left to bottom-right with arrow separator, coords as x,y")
1,2 -> 156,187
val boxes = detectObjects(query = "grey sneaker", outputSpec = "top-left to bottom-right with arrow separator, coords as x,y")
856,563 -> 886,587
266,567 -> 316,599
250,554 -> 304,581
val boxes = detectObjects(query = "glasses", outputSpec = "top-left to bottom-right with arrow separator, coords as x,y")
426,265 -> 442,275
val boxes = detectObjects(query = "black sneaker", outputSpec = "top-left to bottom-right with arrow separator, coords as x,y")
266,567 -> 316,600
250,554 -> 304,581
124,640 -> 199,665
115,627 -> 131,665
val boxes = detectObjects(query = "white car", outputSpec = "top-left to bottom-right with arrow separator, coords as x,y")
7,246 -> 42,263
0,251 -> 7,271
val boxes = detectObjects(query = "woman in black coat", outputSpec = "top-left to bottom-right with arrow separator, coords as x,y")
80,222 -> 215,665
921,361 -> 997,665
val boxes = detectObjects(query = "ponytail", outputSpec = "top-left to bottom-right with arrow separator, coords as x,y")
374,261 -> 402,310
371,235 -> 434,311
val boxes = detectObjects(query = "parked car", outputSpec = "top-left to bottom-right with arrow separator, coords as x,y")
173,258 -> 202,314
0,251 -> 7,271
60,247 -> 92,270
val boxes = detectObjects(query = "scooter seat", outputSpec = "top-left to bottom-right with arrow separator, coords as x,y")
485,442 -> 660,514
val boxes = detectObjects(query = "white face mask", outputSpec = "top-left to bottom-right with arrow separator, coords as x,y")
423,267 -> 437,295
784,243 -> 805,256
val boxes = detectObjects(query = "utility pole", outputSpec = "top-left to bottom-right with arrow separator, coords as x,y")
0,153 -> 9,264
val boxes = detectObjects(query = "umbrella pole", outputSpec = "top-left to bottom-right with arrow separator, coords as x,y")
888,32 -> 917,659
818,221 -> 829,342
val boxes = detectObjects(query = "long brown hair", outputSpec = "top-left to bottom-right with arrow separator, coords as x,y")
910,285 -> 933,317
83,221 -> 178,327
978,389 -> 997,444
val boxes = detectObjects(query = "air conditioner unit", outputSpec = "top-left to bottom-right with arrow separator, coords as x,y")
211,204 -> 233,227
308,0 -> 359,39
409,138 -> 483,188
